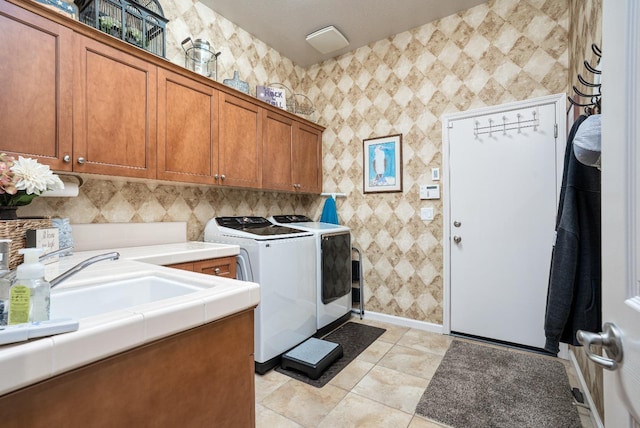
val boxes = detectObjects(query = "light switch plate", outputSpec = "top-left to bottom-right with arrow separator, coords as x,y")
420,207 -> 434,221
431,168 -> 440,181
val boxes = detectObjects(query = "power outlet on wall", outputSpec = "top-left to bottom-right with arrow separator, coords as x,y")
420,207 -> 434,221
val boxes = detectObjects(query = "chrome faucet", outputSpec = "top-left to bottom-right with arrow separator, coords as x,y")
0,246 -> 76,284
0,249 -> 120,288
50,252 -> 120,289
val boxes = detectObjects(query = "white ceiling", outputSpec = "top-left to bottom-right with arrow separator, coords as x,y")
199,0 -> 489,67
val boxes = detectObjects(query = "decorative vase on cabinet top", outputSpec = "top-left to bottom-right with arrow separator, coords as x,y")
223,71 -> 250,95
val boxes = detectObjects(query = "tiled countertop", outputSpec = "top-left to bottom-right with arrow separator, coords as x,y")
0,242 -> 259,397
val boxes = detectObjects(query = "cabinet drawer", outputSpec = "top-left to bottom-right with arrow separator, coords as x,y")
193,256 -> 237,278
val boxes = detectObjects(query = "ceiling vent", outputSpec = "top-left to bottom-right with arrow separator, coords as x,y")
305,26 -> 349,54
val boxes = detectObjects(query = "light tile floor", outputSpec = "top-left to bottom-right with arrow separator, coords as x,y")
255,317 -> 596,428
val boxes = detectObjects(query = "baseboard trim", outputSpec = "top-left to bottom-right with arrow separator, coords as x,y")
360,311 -> 444,334
569,349 -> 604,428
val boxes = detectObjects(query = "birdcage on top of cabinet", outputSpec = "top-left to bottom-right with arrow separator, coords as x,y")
75,0 -> 168,57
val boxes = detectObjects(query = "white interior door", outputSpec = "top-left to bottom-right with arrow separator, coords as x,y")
596,1 -> 640,425
444,95 -> 564,350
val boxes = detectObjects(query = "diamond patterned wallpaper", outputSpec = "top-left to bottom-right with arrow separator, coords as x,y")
21,0 -> 572,326
304,0 -> 569,323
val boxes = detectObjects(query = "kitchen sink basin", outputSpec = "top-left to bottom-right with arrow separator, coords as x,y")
50,276 -> 206,319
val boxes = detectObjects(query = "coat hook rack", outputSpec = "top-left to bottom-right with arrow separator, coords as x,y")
568,44 -> 602,116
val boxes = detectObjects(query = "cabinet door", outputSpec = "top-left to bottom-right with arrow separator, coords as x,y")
262,110 -> 294,192
218,93 -> 262,188
74,34 -> 157,178
294,123 -> 323,193
157,68 -> 217,184
0,1 -> 73,170
193,256 -> 237,279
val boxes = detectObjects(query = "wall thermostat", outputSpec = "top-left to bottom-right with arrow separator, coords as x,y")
420,184 -> 440,200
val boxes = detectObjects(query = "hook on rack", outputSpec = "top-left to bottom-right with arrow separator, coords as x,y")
568,44 -> 602,116
577,74 -> 601,88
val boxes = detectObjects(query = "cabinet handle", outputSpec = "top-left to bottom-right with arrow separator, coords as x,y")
214,174 -> 219,180
77,157 -> 86,164
63,155 -> 71,163
220,175 -> 226,180
214,268 -> 220,275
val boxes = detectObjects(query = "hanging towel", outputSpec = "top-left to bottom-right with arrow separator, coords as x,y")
319,197 -> 339,224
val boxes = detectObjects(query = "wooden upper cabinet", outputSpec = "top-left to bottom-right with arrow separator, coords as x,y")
218,93 -> 262,189
0,1 -> 73,170
73,34 -> 157,178
157,68 -> 218,184
262,110 -> 295,192
293,123 -> 323,193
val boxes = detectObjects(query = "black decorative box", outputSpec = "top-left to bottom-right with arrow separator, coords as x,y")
75,0 -> 168,57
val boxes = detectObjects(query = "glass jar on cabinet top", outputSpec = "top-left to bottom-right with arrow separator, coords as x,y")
181,37 -> 221,80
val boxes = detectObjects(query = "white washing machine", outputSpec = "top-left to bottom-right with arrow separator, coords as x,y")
204,216 -> 317,374
270,215 -> 352,335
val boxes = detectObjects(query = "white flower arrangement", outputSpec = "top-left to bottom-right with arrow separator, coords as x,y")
0,153 -> 64,207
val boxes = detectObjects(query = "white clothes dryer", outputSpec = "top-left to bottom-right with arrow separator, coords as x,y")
270,215 -> 352,335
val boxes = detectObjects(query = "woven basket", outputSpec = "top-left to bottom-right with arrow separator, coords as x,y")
0,218 -> 53,269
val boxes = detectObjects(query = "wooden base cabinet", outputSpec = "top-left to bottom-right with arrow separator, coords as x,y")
0,0 -> 73,171
0,309 -> 256,427
167,256 -> 237,279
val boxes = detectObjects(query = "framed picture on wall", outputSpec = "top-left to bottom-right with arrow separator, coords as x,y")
363,134 -> 403,193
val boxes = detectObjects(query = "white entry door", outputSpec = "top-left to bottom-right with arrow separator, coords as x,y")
593,1 -> 640,425
444,94 -> 565,350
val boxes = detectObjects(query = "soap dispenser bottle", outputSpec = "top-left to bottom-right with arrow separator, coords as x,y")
8,248 -> 50,325
0,239 -> 11,326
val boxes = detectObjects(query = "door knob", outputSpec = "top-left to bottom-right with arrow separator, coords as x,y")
453,236 -> 462,244
577,322 -> 623,370
453,221 -> 461,227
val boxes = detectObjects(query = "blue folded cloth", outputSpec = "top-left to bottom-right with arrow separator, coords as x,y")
319,197 -> 339,224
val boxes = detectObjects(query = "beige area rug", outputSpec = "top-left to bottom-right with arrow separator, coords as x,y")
415,340 -> 582,428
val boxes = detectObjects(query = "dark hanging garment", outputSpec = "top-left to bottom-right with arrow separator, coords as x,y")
544,115 -> 601,355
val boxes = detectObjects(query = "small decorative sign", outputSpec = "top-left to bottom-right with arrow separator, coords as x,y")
256,85 -> 287,110
26,228 -> 60,264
